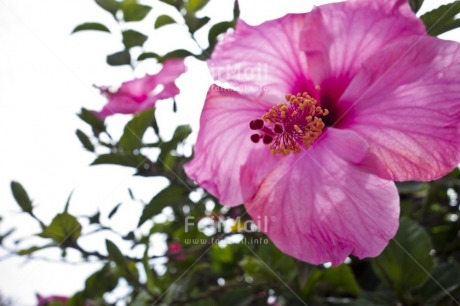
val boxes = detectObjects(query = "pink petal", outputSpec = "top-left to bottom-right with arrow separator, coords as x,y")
301,0 -> 424,104
95,59 -> 186,119
209,14 -> 317,102
340,36 -> 460,181
245,128 -> 399,266
120,59 -> 186,96
184,85 -> 278,206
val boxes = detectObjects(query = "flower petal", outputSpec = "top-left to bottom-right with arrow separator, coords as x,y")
209,14 -> 317,102
301,0 -> 424,103
340,37 -> 460,181
184,85 -> 278,206
245,128 -> 399,265
120,59 -> 186,97
95,59 -> 186,118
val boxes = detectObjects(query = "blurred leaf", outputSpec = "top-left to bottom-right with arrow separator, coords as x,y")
122,30 -> 148,49
211,244 -> 234,263
421,1 -> 460,36
121,0 -> 151,22
88,211 -> 100,224
206,21 -> 234,54
107,50 -> 131,66
239,255 -> 272,279
76,129 -> 95,152
118,109 -> 155,151
155,15 -> 177,29
64,191 -> 74,213
138,184 -> 188,226
158,125 -> 192,163
303,265 -> 360,298
17,244 -> 53,256
417,262 -> 460,304
159,0 -> 183,9
78,108 -> 106,135
108,203 -> 122,219
72,22 -> 110,34
216,287 -> 253,306
92,153 -> 146,168
138,52 -> 160,61
372,218 -> 435,292
409,0 -> 424,13
160,49 -> 195,62
233,0 -> 240,19
40,213 -> 82,245
353,289 -> 398,306
11,181 -> 33,213
106,239 -> 139,283
0,228 -> 14,245
185,14 -> 210,34
84,264 -> 119,297
106,239 -> 127,267
185,0 -> 209,12
95,0 -> 120,17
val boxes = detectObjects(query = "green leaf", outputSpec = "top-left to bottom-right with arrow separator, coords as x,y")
233,0 -> 240,19
11,181 -> 33,213
88,211 -> 100,224
76,129 -> 95,152
106,240 -> 139,283
185,0 -> 209,12
409,0 -> 424,13
185,14 -> 210,34
372,218 -> 435,292
138,184 -> 188,226
207,21 -> 234,54
160,49 -> 195,62
72,22 -> 110,34
108,203 -> 122,219
421,1 -> 460,36
118,109 -> 155,151
78,108 -> 106,135
138,52 -> 160,61
18,244 -> 53,256
107,50 -> 131,66
122,30 -> 148,49
95,0 -> 120,17
39,213 -> 82,245
64,191 -> 73,213
91,153 -> 147,168
121,0 -> 152,22
159,0 -> 183,9
84,264 -> 119,297
417,262 -> 460,304
155,15 -> 177,29
303,265 -> 361,298
106,239 -> 127,268
158,125 -> 192,163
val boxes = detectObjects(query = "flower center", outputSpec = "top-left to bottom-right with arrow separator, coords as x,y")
249,92 -> 328,156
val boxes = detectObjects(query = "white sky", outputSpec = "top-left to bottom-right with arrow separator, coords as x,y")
0,0 -> 459,304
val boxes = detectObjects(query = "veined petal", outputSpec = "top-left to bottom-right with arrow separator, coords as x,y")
340,36 -> 460,181
184,85 -> 278,206
302,0 -> 424,104
245,128 -> 399,266
209,14 -> 317,102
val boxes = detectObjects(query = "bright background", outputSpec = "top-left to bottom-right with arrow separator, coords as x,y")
0,0 -> 458,304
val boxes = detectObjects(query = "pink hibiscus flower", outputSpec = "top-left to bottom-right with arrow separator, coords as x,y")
94,59 -> 186,119
185,0 -> 460,265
